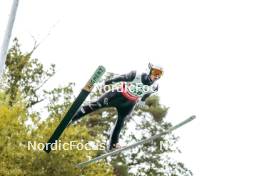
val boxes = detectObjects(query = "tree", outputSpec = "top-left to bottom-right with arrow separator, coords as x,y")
2,38 -> 55,108
0,91 -> 114,176
0,39 -> 114,176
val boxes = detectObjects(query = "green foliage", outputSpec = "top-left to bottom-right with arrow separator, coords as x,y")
43,82 -> 75,117
0,93 -> 29,175
0,40 -> 114,176
2,38 -> 56,108
0,93 -> 113,176
144,95 -> 169,122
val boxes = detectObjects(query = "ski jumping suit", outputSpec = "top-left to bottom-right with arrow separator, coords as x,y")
71,70 -> 158,149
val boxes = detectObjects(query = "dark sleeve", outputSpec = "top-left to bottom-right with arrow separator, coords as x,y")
105,71 -> 136,85
141,84 -> 159,101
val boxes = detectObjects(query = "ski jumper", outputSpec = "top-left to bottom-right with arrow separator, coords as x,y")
71,71 -> 158,149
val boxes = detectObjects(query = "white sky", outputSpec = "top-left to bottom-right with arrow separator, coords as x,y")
1,0 -> 264,175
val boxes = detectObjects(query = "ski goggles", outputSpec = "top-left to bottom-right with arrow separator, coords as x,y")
150,68 -> 163,78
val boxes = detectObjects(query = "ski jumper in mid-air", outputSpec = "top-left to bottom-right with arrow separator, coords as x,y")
70,63 -> 164,150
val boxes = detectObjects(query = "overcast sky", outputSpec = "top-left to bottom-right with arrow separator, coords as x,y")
1,0 -> 264,175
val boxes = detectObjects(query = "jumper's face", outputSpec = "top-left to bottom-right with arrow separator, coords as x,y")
150,74 -> 161,81
149,68 -> 163,81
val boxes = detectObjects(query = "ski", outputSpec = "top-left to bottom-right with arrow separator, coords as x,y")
76,115 -> 196,168
44,65 -> 106,153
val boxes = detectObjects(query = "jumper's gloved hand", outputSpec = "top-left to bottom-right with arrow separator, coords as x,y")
137,100 -> 146,108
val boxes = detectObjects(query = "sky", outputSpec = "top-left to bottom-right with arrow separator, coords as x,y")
1,0 -> 264,175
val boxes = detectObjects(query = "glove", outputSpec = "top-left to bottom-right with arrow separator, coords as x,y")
137,100 -> 145,108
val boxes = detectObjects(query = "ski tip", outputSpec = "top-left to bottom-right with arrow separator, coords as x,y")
187,115 -> 196,122
98,65 -> 106,72
190,115 -> 196,119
